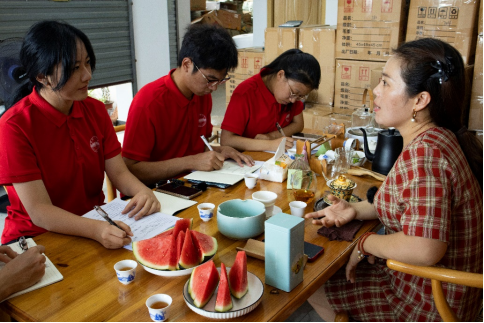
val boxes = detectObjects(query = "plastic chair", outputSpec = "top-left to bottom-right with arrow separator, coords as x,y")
387,259 -> 483,322
106,124 -> 126,202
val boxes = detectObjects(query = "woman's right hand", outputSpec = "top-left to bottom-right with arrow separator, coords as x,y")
305,194 -> 357,227
97,221 -> 133,249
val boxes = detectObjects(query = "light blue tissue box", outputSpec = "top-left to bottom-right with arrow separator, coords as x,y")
265,212 -> 305,292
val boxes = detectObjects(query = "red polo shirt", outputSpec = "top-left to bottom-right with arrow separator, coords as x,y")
122,69 -> 213,163
221,71 -> 304,139
0,89 -> 121,243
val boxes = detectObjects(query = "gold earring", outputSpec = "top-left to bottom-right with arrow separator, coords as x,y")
411,109 -> 417,122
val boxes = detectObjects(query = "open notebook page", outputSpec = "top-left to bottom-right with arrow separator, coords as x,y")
0,238 -> 63,301
81,198 -> 180,251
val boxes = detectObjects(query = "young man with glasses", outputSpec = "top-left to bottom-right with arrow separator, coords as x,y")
122,24 -> 254,186
220,49 -> 321,152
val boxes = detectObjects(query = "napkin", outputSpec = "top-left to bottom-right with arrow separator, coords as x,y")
317,220 -> 364,241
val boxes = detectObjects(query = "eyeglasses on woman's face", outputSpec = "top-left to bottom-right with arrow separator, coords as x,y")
286,79 -> 309,101
194,63 -> 230,88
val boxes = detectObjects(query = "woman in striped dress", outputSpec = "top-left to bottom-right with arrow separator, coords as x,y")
305,38 -> 483,321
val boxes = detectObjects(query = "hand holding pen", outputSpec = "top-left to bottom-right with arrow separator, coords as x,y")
94,206 -> 133,249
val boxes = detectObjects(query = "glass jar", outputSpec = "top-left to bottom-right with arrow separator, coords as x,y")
289,154 -> 317,203
351,107 -> 373,135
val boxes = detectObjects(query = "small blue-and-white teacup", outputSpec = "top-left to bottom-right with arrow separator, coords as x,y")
146,294 -> 172,322
114,260 -> 137,285
197,203 -> 215,222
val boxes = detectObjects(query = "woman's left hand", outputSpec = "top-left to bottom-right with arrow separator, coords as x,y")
345,246 -> 375,283
122,189 -> 161,220
217,146 -> 255,167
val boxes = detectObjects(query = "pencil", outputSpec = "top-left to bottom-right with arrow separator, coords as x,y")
276,122 -> 286,137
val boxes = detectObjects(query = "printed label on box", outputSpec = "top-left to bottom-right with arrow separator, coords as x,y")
254,57 -> 263,69
381,0 -> 393,13
438,7 -> 448,18
363,0 -> 372,13
418,7 -> 427,18
342,66 -> 351,79
241,57 -> 248,68
359,67 -> 369,81
449,7 -> 459,19
428,7 -> 437,18
345,0 -> 354,13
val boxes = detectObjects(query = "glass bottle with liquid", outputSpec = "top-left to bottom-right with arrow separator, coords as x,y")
289,154 -> 317,203
351,107 -> 374,136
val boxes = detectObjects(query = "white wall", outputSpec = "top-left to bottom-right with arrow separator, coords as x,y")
325,0 -> 338,25
253,1 -> 267,47
132,0 -> 171,90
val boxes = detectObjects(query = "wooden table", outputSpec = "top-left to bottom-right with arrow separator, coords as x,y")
1,151 -> 381,322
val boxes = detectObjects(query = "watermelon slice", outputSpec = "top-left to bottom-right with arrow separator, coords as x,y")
178,229 -> 200,269
173,218 -> 193,238
151,228 -> 173,239
133,234 -> 177,271
175,230 -> 186,269
228,251 -> 248,299
215,263 -> 233,312
191,231 -> 217,262
188,260 -> 220,308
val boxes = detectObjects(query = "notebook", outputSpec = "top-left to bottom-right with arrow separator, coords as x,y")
184,160 -> 263,187
1,238 -> 63,300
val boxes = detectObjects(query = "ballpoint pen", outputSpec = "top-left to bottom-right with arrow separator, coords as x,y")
200,135 -> 214,151
276,122 -> 286,137
94,206 -> 125,232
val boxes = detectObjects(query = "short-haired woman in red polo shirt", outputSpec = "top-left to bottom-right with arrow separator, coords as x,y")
0,21 -> 160,248
305,38 -> 483,321
220,49 -> 321,152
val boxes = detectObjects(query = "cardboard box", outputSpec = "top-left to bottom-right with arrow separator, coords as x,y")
334,59 -> 386,115
234,47 -> 265,76
298,26 -> 336,106
370,67 -> 383,91
191,0 -> 206,11
302,104 -> 333,130
216,9 -> 242,30
225,74 -> 246,103
303,112 -> 352,130
273,0 -> 321,27
264,27 -> 298,65
406,0 -> 480,65
336,0 -> 408,61
472,130 -> 483,144
468,35 -> 483,130
478,0 -> 483,35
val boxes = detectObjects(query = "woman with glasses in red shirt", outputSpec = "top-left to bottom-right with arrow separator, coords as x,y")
220,49 -> 321,152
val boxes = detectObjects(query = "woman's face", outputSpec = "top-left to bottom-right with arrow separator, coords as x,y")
272,71 -> 312,105
373,56 -> 414,129
44,40 -> 92,109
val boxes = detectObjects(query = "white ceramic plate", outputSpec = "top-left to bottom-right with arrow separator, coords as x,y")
139,255 -> 215,277
183,267 -> 264,319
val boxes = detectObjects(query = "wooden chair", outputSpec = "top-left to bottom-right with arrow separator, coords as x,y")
387,259 -> 483,322
334,260 -> 483,322
106,124 -> 126,202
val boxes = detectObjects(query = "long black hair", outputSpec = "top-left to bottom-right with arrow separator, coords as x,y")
261,49 -> 321,90
178,24 -> 238,72
393,38 -> 482,188
5,20 -> 96,109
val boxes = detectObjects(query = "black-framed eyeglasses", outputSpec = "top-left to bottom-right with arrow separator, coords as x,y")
287,80 -> 309,101
194,63 -> 230,88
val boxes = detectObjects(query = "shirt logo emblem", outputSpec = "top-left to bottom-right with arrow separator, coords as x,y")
199,114 -> 207,127
90,136 -> 100,152
285,114 -> 291,123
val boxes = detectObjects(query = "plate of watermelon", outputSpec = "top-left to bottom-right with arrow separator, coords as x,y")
132,219 -> 218,277
183,251 -> 264,319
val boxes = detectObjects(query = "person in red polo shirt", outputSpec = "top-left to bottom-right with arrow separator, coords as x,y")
0,21 -> 160,248
220,49 -> 321,152
122,24 -> 254,187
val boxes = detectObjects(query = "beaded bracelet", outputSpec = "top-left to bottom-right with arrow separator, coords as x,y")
357,232 -> 376,261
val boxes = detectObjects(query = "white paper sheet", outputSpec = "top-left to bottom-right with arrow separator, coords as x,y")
1,239 -> 63,300
184,160 -> 262,186
82,198 -> 180,250
153,191 -> 197,215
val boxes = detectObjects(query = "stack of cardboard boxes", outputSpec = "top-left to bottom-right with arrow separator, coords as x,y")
224,0 -> 482,138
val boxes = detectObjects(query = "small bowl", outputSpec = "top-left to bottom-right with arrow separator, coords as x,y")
329,177 -> 357,202
217,199 -> 266,240
349,151 -> 366,167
